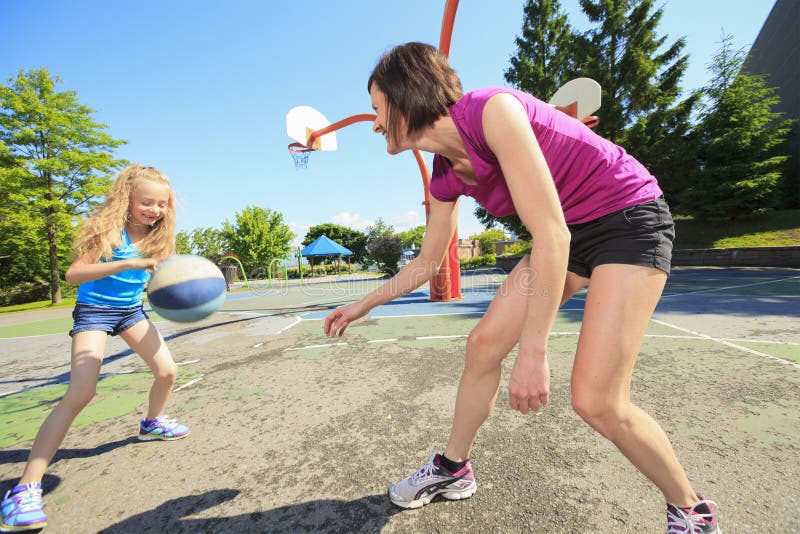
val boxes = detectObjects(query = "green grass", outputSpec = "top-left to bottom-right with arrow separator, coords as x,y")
0,297 -> 76,314
673,209 -> 800,250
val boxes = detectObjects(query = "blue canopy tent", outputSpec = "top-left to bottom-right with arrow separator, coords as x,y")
300,235 -> 354,276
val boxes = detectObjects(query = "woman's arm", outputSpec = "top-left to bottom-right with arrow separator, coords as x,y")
483,92 -> 571,413
324,195 -> 459,337
65,253 -> 160,285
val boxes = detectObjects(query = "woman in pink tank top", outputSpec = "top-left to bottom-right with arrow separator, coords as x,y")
323,42 -> 719,532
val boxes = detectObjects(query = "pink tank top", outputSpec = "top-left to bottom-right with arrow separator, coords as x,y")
429,87 -> 663,225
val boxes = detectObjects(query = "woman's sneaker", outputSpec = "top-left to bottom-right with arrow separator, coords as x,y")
1,483 -> 47,532
138,416 -> 190,441
388,450 -> 477,509
667,496 -> 721,533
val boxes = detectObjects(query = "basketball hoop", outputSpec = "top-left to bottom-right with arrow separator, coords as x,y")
288,142 -> 313,170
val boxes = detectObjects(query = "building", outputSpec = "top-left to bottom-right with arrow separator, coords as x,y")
744,0 -> 800,205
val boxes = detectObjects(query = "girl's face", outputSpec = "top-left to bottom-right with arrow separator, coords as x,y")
370,85 -> 408,154
129,180 -> 171,227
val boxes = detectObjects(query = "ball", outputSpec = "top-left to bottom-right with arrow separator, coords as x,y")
147,255 -> 227,323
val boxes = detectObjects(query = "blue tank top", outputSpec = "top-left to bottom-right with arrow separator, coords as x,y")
76,228 -> 151,307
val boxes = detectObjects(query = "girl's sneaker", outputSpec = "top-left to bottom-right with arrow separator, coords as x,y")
667,496 -> 721,533
138,416 -> 190,441
1,483 -> 47,532
388,450 -> 477,509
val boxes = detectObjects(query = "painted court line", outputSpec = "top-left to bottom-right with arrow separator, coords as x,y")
650,318 -> 800,370
174,376 -> 204,392
661,274 -> 800,298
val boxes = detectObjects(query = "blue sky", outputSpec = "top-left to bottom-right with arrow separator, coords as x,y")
2,0 -> 775,245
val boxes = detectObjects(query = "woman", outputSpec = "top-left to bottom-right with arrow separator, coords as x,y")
323,42 -> 720,533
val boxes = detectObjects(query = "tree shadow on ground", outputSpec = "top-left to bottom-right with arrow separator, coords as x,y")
0,437 -> 138,467
99,490 -> 400,533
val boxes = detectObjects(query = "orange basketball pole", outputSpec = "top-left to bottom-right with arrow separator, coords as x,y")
431,0 -> 462,301
295,0 -> 464,302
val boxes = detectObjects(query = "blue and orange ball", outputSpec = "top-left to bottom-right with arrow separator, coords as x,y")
147,255 -> 226,323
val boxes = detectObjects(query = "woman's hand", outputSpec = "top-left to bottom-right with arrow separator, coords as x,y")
324,300 -> 368,337
508,352 -> 550,414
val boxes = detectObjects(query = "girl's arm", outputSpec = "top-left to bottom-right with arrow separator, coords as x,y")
483,92 -> 571,413
65,252 -> 160,285
324,195 -> 459,337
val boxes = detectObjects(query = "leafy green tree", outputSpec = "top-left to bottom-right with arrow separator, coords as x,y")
364,218 -> 395,267
190,227 -> 228,261
367,235 -> 403,275
220,206 -> 294,277
175,231 -> 192,255
303,223 -> 368,265
0,69 -> 126,303
469,228 -> 507,256
395,225 -> 426,250
578,0 -> 690,145
680,35 -> 793,221
474,211 -> 531,242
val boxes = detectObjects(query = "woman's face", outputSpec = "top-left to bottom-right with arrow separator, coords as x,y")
370,85 -> 408,154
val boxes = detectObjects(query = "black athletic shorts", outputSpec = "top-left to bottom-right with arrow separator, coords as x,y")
567,196 -> 675,278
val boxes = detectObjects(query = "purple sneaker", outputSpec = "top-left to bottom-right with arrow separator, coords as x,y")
138,416 -> 190,441
1,483 -> 48,532
388,450 -> 477,509
667,495 -> 721,533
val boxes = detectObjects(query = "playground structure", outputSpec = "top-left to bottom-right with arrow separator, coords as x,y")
286,0 -> 601,302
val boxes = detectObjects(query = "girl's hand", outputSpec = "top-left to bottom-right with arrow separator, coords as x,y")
128,257 -> 161,271
508,353 -> 550,414
324,301 -> 367,337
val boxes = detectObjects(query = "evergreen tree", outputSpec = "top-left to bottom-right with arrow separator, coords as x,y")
0,69 -> 126,303
504,0 -> 581,99
578,0 -> 690,145
484,0 -> 579,237
680,35 -> 793,221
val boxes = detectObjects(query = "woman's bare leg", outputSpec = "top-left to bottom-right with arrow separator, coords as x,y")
570,263 -> 697,507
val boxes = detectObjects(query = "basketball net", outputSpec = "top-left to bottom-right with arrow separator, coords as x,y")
288,143 -> 312,170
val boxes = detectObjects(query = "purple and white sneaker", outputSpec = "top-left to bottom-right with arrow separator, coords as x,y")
1,483 -> 48,532
667,495 -> 721,533
388,450 -> 477,509
138,416 -> 190,441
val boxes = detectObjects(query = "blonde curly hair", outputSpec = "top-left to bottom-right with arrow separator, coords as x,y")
73,164 -> 176,261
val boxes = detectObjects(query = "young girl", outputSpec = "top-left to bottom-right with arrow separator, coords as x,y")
1,165 -> 190,532
323,42 -> 721,532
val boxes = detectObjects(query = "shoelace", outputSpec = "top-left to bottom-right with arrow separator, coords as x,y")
410,453 -> 438,484
14,488 -> 43,513
152,416 -> 177,430
667,499 -> 718,533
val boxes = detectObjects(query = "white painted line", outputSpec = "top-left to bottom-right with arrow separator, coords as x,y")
661,274 -> 800,298
173,376 -> 204,392
177,359 -> 200,366
282,342 -> 348,352
368,338 -> 398,343
417,334 -> 468,340
650,318 -> 800,369
252,342 -> 264,348
277,316 -> 302,333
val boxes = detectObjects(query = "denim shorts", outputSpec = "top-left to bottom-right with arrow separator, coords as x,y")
567,196 -> 675,278
69,302 -> 149,337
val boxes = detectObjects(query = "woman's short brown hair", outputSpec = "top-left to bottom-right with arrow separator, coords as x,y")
368,42 -> 463,144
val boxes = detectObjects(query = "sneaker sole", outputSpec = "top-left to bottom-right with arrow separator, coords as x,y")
137,431 -> 190,441
0,520 -> 48,532
388,485 -> 477,509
